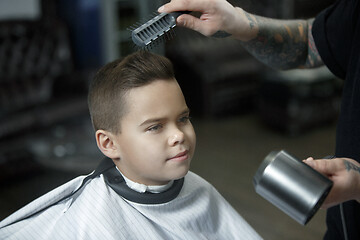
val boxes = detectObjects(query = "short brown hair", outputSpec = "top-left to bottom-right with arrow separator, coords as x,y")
88,51 -> 175,133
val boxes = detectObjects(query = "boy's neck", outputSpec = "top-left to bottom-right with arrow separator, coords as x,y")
115,166 -> 174,193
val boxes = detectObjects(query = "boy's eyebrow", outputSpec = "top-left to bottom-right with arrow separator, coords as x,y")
181,109 -> 191,116
139,117 -> 166,127
139,108 -> 190,127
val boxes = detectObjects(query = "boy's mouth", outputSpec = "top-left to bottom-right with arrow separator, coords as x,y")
167,150 -> 189,161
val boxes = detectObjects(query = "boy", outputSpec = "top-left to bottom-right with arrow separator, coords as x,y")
0,51 -> 261,239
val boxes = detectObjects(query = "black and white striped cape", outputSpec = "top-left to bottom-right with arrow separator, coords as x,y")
0,158 -> 262,239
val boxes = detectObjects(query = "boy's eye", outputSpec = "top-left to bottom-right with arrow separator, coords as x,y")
147,124 -> 163,132
179,116 -> 191,123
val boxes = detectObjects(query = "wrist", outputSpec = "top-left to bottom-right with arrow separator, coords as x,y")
226,7 -> 258,41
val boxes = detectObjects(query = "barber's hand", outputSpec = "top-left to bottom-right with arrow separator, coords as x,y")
304,157 -> 360,208
158,0 -> 256,40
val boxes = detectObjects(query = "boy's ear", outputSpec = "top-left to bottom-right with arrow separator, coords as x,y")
95,130 -> 120,160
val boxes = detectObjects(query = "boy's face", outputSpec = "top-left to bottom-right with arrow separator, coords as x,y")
112,79 -> 196,186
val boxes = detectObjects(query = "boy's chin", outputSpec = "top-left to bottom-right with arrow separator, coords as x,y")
172,168 -> 190,181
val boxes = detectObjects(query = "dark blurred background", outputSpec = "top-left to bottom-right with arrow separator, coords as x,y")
0,0 -> 339,239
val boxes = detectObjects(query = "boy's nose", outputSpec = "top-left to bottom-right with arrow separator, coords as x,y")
168,130 -> 185,146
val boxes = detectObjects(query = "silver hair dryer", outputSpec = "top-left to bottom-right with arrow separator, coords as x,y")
253,150 -> 333,225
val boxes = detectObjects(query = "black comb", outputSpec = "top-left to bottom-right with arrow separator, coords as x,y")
131,11 -> 190,48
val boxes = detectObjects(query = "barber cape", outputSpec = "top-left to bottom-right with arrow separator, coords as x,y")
0,158 -> 262,240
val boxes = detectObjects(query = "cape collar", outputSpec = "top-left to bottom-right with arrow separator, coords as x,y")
96,158 -> 184,204
116,166 -> 174,193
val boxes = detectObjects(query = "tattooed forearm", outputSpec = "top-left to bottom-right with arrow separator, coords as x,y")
304,19 -> 323,67
344,160 -> 360,174
244,12 -> 256,29
240,16 -> 309,70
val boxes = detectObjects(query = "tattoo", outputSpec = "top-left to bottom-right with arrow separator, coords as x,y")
304,20 -> 323,68
344,160 -> 360,174
244,12 -> 256,29
240,16 -> 308,70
